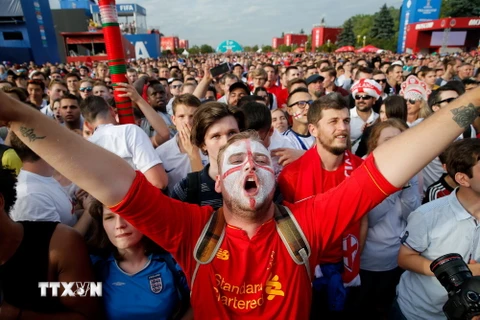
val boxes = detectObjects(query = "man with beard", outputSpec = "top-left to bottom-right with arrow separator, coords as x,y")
350,79 -> 382,153
142,80 -> 175,139
278,93 -> 366,318
306,74 -> 324,99
2,85 -> 480,318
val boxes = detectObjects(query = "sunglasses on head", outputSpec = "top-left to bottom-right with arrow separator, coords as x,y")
80,87 -> 93,92
354,95 -> 373,101
288,100 -> 314,108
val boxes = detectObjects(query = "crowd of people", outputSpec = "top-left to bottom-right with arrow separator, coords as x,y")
0,49 -> 480,319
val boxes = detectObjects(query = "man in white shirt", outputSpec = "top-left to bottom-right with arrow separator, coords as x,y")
156,94 -> 206,193
9,132 -> 76,227
396,139 -> 480,320
81,95 -> 168,190
349,79 -> 382,153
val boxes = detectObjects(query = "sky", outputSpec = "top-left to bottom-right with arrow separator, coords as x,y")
51,0 -> 403,47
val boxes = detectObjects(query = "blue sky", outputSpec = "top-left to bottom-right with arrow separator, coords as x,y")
51,0 -> 403,47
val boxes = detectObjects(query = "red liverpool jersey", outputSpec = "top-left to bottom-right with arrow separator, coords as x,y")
111,155 -> 397,319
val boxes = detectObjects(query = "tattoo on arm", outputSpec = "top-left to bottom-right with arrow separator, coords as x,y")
450,103 -> 479,129
19,126 -> 46,142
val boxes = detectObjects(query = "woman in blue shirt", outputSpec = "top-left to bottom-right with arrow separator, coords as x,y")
87,199 -> 191,320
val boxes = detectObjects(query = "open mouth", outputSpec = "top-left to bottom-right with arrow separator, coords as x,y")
243,175 -> 259,196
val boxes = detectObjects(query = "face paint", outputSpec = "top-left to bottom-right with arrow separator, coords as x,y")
293,111 -> 303,120
221,139 -> 275,211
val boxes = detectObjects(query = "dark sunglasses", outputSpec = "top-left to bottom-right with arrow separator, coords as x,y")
80,87 -> 93,92
374,79 -> 387,84
288,100 -> 314,108
435,97 -> 456,105
354,95 -> 373,101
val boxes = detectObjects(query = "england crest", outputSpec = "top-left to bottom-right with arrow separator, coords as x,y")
148,274 -> 163,294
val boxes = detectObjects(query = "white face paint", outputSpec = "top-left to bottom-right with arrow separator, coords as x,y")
221,139 -> 276,212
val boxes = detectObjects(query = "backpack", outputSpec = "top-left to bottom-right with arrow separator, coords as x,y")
190,204 -> 312,289
185,171 -> 202,205
157,253 -> 191,320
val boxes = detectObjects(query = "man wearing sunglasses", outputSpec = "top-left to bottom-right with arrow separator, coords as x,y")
79,80 -> 93,100
422,84 -> 476,191
350,79 -> 382,153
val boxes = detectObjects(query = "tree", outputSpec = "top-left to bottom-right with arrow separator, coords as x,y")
277,45 -> 292,53
262,45 -> 273,52
300,28 -> 305,34
370,4 -> 395,40
252,45 -> 259,52
337,18 -> 355,47
188,45 -> 201,55
174,48 -> 183,55
243,46 -> 252,52
441,0 -> 480,17
200,44 -> 214,53
281,32 -> 285,37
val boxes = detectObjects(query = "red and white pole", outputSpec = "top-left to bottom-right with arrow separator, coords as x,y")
98,0 -> 135,124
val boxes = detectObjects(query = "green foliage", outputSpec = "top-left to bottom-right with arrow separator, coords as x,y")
347,5 -> 400,51
262,45 -> 273,52
243,46 -> 252,52
174,48 -> 183,55
188,45 -> 201,55
370,4 -> 395,39
337,18 -> 356,46
441,0 -> 480,17
252,45 -> 259,52
200,44 -> 215,53
316,43 -> 338,53
277,44 -> 292,52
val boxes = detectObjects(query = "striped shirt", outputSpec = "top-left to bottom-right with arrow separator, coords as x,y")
422,173 -> 455,204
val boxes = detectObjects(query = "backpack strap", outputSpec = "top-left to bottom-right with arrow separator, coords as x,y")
186,171 -> 202,205
274,204 -> 312,281
191,208 -> 226,289
157,253 -> 190,319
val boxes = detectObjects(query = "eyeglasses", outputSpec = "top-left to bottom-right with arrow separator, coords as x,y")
288,100 -> 313,108
374,79 -> 387,84
171,84 -> 183,90
80,87 -> 93,92
435,97 -> 456,105
354,95 -> 373,100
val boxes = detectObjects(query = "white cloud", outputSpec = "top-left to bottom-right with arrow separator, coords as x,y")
118,0 -> 403,47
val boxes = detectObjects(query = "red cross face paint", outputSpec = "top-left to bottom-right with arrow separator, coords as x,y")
221,139 -> 275,211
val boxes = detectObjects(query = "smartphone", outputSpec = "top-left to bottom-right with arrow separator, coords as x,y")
210,62 -> 230,78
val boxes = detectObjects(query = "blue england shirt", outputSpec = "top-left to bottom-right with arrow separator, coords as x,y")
91,253 -> 181,320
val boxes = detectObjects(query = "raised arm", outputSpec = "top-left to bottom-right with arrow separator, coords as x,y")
192,65 -> 213,100
115,83 -> 170,147
373,87 -> 480,188
0,91 -> 135,207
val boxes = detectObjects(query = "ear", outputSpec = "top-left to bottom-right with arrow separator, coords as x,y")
171,115 -> 176,127
84,120 -> 94,133
432,105 -> 440,112
308,123 -> 318,137
268,126 -> 274,137
214,175 -> 222,193
455,172 -> 471,188
286,107 -> 293,116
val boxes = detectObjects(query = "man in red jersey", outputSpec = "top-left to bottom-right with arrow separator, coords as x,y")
278,92 -> 366,318
2,85 -> 480,318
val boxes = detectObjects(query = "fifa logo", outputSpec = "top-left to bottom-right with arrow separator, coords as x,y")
38,282 -> 102,297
